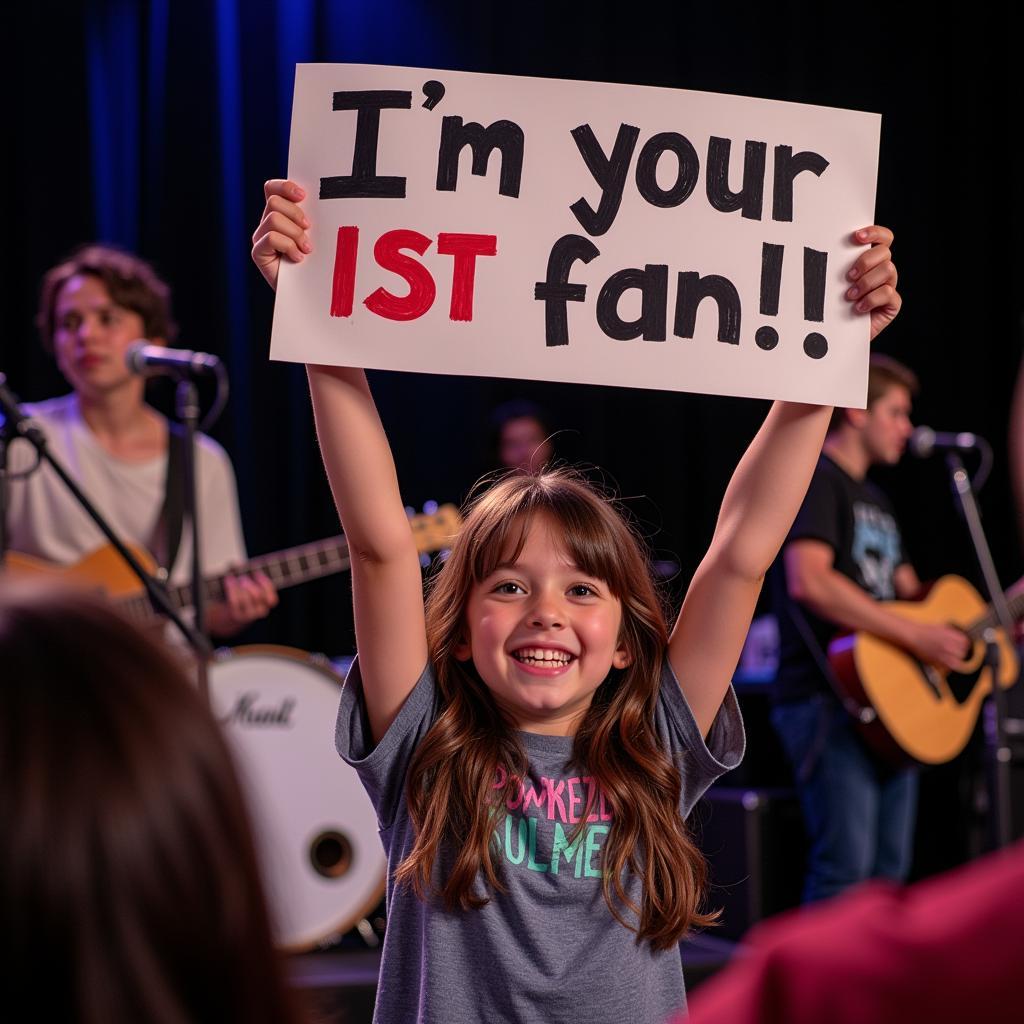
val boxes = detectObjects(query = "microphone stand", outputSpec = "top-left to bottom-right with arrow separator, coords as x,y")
946,452 -> 1016,848
175,375 -> 211,701
0,374 -> 211,661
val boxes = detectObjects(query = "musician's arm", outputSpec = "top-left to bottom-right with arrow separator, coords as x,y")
787,541 -> 918,643
893,562 -> 924,600
786,541 -> 968,669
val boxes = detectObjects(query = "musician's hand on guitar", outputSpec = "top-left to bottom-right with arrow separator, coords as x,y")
906,621 -> 972,670
251,179 -> 311,291
846,226 -> 901,342
1009,575 -> 1024,643
207,570 -> 279,637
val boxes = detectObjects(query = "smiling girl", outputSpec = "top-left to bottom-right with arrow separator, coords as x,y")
252,179 -> 901,1023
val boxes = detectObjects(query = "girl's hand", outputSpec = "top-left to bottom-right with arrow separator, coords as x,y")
251,179 -> 312,291
846,225 -> 901,341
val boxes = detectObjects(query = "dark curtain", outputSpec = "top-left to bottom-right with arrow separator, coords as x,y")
5,1 -> 1021,660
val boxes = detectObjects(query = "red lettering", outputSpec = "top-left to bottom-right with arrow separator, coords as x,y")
542,777 -> 567,822
582,776 -> 600,823
330,226 -> 359,317
364,229 -> 435,321
522,781 -> 545,814
494,765 -> 507,789
506,776 -> 523,811
567,778 -> 582,823
436,232 -> 497,321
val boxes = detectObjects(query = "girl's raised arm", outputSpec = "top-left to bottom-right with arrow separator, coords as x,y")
253,179 -> 428,744
668,226 -> 901,737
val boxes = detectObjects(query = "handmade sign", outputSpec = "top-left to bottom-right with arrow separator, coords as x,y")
271,63 -> 880,406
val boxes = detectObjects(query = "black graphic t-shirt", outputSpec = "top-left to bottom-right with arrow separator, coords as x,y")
773,454 -> 906,702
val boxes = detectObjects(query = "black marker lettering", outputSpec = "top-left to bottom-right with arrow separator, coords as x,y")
706,138 -> 767,220
596,265 -> 669,341
635,133 -> 700,208
436,117 -> 525,198
756,242 -> 784,350
569,123 -> 640,236
772,146 -> 829,222
802,247 -> 828,358
534,235 -> 601,347
320,90 -> 412,200
422,80 -> 445,110
674,273 -> 742,344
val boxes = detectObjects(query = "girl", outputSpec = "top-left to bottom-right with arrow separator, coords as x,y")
252,180 -> 900,1023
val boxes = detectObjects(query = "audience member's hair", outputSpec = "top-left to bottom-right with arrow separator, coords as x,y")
0,581 -> 306,1024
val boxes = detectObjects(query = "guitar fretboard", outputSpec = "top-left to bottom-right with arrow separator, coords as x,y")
967,591 -> 1024,640
119,536 -> 351,625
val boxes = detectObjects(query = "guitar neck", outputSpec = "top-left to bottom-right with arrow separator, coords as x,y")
114,502 -> 460,626
119,537 -> 352,623
967,590 -> 1024,640
181,536 -> 352,607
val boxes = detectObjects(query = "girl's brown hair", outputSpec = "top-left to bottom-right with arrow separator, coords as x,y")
394,469 -> 717,949
0,582 -> 306,1024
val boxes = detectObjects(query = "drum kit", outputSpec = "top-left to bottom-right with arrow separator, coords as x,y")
209,645 -> 387,951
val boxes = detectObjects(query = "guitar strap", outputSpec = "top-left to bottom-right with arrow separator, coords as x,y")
772,564 -> 873,783
158,421 -> 187,576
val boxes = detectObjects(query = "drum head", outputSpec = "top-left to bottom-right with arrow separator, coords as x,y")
210,646 -> 385,950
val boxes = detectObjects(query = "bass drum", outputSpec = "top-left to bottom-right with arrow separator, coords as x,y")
209,645 -> 385,951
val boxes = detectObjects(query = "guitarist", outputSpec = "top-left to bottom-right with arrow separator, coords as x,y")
770,355 -> 970,902
3,244 -> 276,637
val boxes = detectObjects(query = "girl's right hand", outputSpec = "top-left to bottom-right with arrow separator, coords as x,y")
251,179 -> 313,291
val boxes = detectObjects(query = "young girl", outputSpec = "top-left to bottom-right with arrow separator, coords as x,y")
252,180 -> 900,1023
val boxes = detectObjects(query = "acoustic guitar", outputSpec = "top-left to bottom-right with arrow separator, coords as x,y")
828,575 -> 1023,766
2,503 -> 462,626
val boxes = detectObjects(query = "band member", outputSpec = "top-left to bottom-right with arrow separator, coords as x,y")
3,244 -> 275,636
489,398 -> 555,472
771,355 -> 970,902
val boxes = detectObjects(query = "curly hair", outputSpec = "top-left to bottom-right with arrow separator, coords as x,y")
36,243 -> 178,350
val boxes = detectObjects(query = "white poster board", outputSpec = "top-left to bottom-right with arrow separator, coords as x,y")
272,63 -> 880,406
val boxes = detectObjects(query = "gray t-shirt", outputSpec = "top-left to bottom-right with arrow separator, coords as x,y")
336,657 -> 744,1024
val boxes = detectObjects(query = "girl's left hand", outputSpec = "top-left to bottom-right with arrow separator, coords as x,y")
846,225 -> 901,341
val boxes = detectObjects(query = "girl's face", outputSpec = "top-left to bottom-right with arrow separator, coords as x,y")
455,515 -> 630,736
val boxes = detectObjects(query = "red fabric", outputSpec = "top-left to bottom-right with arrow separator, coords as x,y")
682,842 -> 1024,1024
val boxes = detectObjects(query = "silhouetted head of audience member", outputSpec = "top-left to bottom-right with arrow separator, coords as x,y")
0,581 -> 305,1024
489,398 -> 554,472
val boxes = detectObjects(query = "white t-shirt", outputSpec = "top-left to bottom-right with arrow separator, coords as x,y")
5,393 -> 247,585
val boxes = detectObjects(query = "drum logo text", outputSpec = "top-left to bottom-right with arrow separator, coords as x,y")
221,692 -> 296,727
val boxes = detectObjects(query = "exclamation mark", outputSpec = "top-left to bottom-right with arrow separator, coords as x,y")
755,242 -> 784,350
803,247 -> 828,359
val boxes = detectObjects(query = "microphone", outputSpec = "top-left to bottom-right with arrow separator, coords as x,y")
125,341 -> 222,377
909,426 -> 985,458
0,372 -> 45,443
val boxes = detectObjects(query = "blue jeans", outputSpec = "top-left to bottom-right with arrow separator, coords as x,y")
771,697 -> 918,903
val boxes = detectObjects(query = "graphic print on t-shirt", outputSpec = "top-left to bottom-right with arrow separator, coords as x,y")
851,501 -> 901,600
490,764 -> 614,878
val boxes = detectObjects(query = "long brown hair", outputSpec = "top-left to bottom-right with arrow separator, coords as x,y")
395,469 -> 717,949
0,582 -> 306,1024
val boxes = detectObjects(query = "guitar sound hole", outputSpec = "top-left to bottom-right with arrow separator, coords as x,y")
913,661 -> 983,706
310,831 -> 353,879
